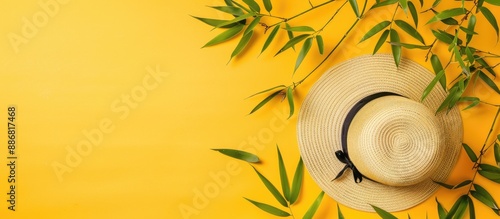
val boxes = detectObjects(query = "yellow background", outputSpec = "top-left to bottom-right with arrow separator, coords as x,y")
0,0 -> 499,218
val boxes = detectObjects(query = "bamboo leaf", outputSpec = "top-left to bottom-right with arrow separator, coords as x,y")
430,54 -> 447,90
452,198 -> 468,219
295,38 -> 313,73
224,0 -> 233,6
453,180 -> 473,189
427,8 -> 466,25
316,35 -> 324,55
400,0 -> 408,13
276,34 -> 310,56
214,13 -> 254,29
485,0 -> 500,6
465,47 -> 475,64
436,86 -> 458,113
422,70 -> 445,101
390,29 -> 402,67
242,0 -> 261,12
390,42 -> 430,49
263,0 -> 272,12
230,30 -> 254,61
466,14 -> 477,45
303,191 -> 325,219
432,0 -> 442,7
459,96 -> 480,110
252,166 -> 289,207
432,30 -> 454,44
371,0 -> 399,9
244,17 -> 261,36
445,195 -> 467,219
433,180 -> 454,189
408,1 -> 418,27
479,7 -> 499,42
437,198 -> 449,219
338,204 -> 345,219
453,46 -> 469,74
475,56 -> 497,77
467,196 -> 476,219
479,71 -> 500,94
247,85 -> 286,99
418,0 -> 423,6
212,148 -> 260,162
359,21 -> 391,43
495,143 -> 500,167
276,146 -> 290,201
192,16 -> 238,28
462,143 -> 478,162
244,198 -> 291,217
286,86 -> 295,118
395,20 -> 425,44
284,26 -> 315,32
479,170 -> 500,182
203,24 -> 244,47
261,25 -> 280,54
285,23 -> 295,51
289,158 -> 303,204
479,164 -> 500,173
249,90 -> 283,114
209,6 -> 244,16
372,205 -> 398,219
349,0 -> 360,17
472,184 -> 500,209
373,29 -> 390,54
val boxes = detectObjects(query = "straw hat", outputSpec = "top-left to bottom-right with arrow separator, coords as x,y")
297,54 -> 463,212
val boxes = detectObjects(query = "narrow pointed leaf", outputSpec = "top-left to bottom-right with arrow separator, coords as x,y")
462,143 -> 478,162
395,20 -> 425,44
419,0 -> 423,6
479,170 -> 500,182
244,198 -> 290,217
203,24 -> 244,47
422,70 -> 445,101
289,158 -> 304,204
466,14 -> 477,45
467,196 -> 476,219
475,56 -> 496,77
494,143 -> 500,166
349,0 -> 360,17
479,7 -> 499,41
295,38 -> 313,72
400,0 -> 408,13
230,30 -> 254,60
284,26 -> 315,32
316,35 -> 324,54
224,0 -> 233,6
263,0 -> 273,12
244,17 -> 261,36
460,26 -> 478,36
373,29 -> 390,54
453,180 -> 473,189
286,86 -> 295,118
441,17 -> 459,25
214,13 -> 254,29
252,166 -> 288,207
303,191 -> 325,219
249,90 -> 282,114
242,0 -> 261,12
247,85 -> 286,99
192,16 -> 238,28
437,198 -> 448,219
479,164 -> 500,172
338,204 -> 345,219
436,86 -> 458,113
277,146 -> 290,201
479,71 -> 500,94
212,148 -> 260,162
478,0 -> 485,10
485,0 -> 500,6
390,29 -> 402,67
433,180 -> 454,189
446,195 -> 467,219
276,34 -> 310,56
472,184 -> 499,209
431,54 -> 446,90
372,205 -> 398,219
359,21 -> 391,43
371,0 -> 398,9
459,97 -> 480,110
427,8 -> 466,25
285,23 -> 295,51
465,47 -> 475,64
452,198 -> 468,219
453,46 -> 469,74
432,30 -> 453,44
390,42 -> 430,49
261,25 -> 280,54
210,6 -> 244,16
432,0 -> 442,7
408,1 -> 418,27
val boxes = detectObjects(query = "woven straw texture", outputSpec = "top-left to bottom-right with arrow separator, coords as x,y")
297,54 -> 463,212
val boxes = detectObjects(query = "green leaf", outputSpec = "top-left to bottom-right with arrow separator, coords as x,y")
475,56 -> 496,77
453,46 -> 469,74
453,180 -> 473,189
252,166 -> 288,207
276,34 -> 310,56
494,143 -> 500,166
371,0 -> 398,9
467,196 -> 476,219
432,0 -> 442,7
244,198 -> 290,217
472,184 -> 499,210
261,25 -> 280,54
212,148 -> 260,162
479,7 -> 499,41
276,146 -> 290,201
465,47 -> 475,64
214,13 -> 254,29
390,29 -> 402,67
427,8 -> 466,25
209,6 -> 244,16
285,23 -> 295,51
485,0 -> 500,6
303,191 -> 325,219
224,0 -> 233,6
430,54 -> 447,90
244,17 -> 261,36
459,96 -> 480,110
338,204 -> 345,219
433,180 -> 454,189
295,38 -> 313,72
192,16 -> 238,28
462,143 -> 478,162
249,90 -> 282,114
284,26 -> 315,32
316,35 -> 324,55
203,24 -> 244,47
394,20 -> 425,44
479,164 -> 500,172
460,26 -> 478,36
436,86 -> 459,113
390,42 -> 430,49
422,70 -> 445,101
372,205 -> 398,219
289,158 -> 303,204
242,0 -> 261,12
477,0 -> 485,10
359,21 -> 391,43
373,29 -> 390,54
479,170 -> 500,182
432,30 -> 453,45
349,0 -> 360,17
230,30 -> 254,60
466,14 -> 476,45
400,0 -> 408,13
408,1 -> 418,27
286,86 -> 295,118
452,198 -> 468,219
446,195 -> 468,219
479,71 -> 500,94
436,198 -> 449,219
263,0 -> 272,12
247,85 -> 285,99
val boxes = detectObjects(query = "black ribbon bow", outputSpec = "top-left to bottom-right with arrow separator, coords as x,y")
333,150 -> 363,183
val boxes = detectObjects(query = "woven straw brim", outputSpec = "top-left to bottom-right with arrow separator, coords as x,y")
297,54 -> 463,212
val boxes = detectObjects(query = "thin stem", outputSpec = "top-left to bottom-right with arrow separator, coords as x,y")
259,13 -> 288,20
478,106 -> 500,153
288,204 -> 296,219
319,0 -> 349,31
267,0 -> 336,27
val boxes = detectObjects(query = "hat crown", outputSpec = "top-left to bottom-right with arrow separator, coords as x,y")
348,96 -> 444,186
